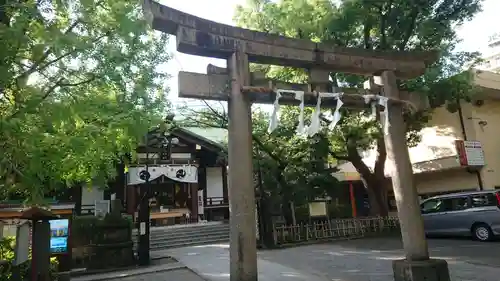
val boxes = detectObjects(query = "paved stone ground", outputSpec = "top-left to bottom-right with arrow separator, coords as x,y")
70,261 -> 204,281
74,237 -> 500,281
258,237 -> 500,281
163,244 -> 330,281
115,268 -> 206,281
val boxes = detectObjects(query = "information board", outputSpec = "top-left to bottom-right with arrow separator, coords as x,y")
94,200 -> 110,217
455,140 -> 485,167
49,219 -> 69,254
14,222 -> 30,265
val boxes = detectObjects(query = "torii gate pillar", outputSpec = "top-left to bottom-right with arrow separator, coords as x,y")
381,71 -> 451,281
227,49 -> 257,281
227,49 -> 258,281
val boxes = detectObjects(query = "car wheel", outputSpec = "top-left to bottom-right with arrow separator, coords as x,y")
472,223 -> 493,241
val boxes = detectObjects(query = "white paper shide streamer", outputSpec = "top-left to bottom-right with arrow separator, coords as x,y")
294,91 -> 307,135
308,92 -> 344,136
363,94 -> 377,118
378,96 -> 390,135
327,93 -> 343,130
267,89 -> 389,137
267,90 -> 282,133
363,95 -> 391,135
307,92 -> 322,136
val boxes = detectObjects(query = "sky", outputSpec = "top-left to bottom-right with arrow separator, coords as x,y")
159,0 -> 500,110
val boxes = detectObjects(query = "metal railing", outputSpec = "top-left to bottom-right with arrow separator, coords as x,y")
272,216 -> 400,246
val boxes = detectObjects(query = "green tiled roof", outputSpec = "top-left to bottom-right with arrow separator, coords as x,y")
180,127 -> 228,148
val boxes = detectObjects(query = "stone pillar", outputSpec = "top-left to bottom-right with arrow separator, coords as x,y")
222,164 -> 230,220
227,49 -> 258,281
380,71 -> 450,281
222,164 -> 229,204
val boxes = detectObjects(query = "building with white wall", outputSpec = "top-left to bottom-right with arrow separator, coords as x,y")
75,127 -> 230,224
476,32 -> 500,72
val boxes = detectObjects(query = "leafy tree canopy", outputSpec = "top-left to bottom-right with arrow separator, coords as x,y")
0,0 -> 171,202
179,101 -> 342,219
234,0 -> 483,215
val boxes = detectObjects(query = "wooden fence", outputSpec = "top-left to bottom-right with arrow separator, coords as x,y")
272,216 -> 400,246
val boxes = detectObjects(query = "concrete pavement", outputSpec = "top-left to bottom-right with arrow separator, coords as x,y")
103,268 -> 207,281
258,238 -> 500,281
162,244 -> 330,281
70,261 -> 196,281
72,237 -> 500,281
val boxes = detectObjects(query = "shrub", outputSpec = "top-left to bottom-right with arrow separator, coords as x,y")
72,213 -> 133,247
71,213 -> 134,269
0,236 -> 59,281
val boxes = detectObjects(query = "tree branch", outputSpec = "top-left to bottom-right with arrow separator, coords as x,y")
15,32 -> 109,85
379,0 -> 393,50
398,6 -> 419,51
346,143 -> 375,181
8,74 -> 97,120
328,150 -> 350,161
15,19 -> 83,82
363,20 -> 372,49
373,111 -> 387,178
203,100 -> 227,123
13,0 -> 105,82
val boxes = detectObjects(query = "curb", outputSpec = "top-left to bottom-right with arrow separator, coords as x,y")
177,264 -> 209,281
71,263 -> 186,281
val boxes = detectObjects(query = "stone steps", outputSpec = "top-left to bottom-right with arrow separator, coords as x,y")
150,229 -> 230,242
132,222 -> 230,251
150,235 -> 230,250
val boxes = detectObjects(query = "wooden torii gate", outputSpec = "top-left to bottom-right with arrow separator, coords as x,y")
143,1 -> 450,281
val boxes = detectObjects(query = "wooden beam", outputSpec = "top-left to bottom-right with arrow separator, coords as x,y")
178,71 -> 429,110
136,146 -> 193,153
142,0 -> 438,79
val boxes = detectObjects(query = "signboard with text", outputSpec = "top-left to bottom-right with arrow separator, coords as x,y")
49,219 -> 69,254
455,140 -> 485,167
94,200 -> 110,217
14,222 -> 30,265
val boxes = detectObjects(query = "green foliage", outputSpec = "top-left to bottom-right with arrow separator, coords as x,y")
72,213 -> 132,247
0,236 -> 59,281
253,107 -> 341,204
0,0 -> 171,202
178,102 -> 342,209
234,0 -> 483,215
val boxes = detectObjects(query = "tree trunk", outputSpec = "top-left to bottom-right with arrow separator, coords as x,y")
290,201 -> 297,225
346,139 -> 389,217
281,196 -> 294,225
0,0 -> 10,27
363,176 -> 388,217
274,169 -> 295,225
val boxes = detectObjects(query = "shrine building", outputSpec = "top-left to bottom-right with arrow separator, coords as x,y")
77,126 -> 230,225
